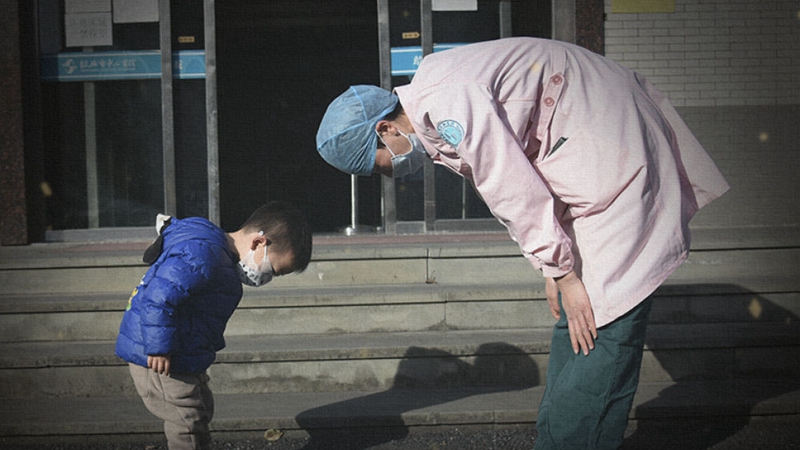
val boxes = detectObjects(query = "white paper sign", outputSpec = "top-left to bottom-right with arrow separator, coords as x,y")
113,0 -> 159,23
65,12 -> 113,47
432,0 -> 478,11
65,0 -> 111,14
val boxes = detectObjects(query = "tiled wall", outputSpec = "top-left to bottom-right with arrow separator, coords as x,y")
604,0 -> 800,107
603,0 -> 800,232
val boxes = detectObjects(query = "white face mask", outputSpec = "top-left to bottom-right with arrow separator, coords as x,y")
236,242 -> 274,287
376,130 -> 427,178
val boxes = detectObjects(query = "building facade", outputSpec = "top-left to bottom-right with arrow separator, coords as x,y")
1,0 -> 798,245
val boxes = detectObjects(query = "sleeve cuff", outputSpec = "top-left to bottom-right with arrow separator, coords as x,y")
524,253 -> 572,279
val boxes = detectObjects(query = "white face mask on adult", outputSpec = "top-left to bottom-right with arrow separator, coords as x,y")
235,236 -> 274,287
376,130 -> 427,178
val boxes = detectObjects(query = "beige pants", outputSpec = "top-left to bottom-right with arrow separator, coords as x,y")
129,363 -> 214,450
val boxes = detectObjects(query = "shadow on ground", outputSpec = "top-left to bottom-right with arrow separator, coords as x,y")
292,284 -> 798,450
623,284 -> 799,449
295,342 -> 539,450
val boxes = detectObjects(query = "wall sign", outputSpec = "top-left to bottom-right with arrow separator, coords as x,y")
391,44 -> 464,76
611,0 -> 675,13
65,0 -> 111,14
65,12 -> 113,47
432,0 -> 477,11
40,50 -> 206,82
113,0 -> 159,23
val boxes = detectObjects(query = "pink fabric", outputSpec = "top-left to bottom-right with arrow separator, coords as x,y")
395,38 -> 729,326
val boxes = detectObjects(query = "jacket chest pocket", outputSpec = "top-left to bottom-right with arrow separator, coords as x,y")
534,130 -> 648,217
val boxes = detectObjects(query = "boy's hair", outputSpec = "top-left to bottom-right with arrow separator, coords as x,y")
240,201 -> 313,273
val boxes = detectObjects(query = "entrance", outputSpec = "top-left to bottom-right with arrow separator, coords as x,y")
38,0 -> 210,236
377,0 -> 550,233
36,0 -> 551,238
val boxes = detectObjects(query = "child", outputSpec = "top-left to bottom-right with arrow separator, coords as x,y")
115,201 -> 312,450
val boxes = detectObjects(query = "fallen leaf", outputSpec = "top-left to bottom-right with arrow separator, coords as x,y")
264,428 -> 284,441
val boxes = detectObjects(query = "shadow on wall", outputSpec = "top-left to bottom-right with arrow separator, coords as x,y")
623,284 -> 800,450
295,343 -> 539,450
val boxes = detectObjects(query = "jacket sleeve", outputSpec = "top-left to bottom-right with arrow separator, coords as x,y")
140,242 -> 211,356
417,83 -> 574,278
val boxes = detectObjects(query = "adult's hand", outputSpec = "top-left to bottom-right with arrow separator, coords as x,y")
545,276 -> 561,320
546,271 -> 597,355
148,354 -> 171,376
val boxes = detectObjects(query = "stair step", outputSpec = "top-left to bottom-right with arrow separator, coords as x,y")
0,228 -> 798,443
2,324 -> 797,370
2,283 -> 798,343
1,240 -> 798,295
1,380 -> 797,442
0,283 -> 552,342
1,323 -> 796,399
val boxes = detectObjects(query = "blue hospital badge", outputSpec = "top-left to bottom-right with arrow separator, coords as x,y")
437,120 -> 465,148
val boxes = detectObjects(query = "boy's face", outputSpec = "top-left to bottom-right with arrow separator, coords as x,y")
263,247 -> 296,277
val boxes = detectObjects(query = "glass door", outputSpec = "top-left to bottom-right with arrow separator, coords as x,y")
38,0 -> 212,236
378,0 -> 551,234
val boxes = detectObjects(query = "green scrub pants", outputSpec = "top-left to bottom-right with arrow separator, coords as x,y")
534,297 -> 653,450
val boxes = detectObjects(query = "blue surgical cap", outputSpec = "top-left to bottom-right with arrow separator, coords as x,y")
316,85 -> 399,176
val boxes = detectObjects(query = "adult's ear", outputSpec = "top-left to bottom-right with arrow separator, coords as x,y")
375,119 -> 397,137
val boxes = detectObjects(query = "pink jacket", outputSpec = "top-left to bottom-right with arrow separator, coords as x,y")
395,37 -> 729,326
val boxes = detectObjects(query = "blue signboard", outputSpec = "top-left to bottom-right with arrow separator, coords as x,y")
40,50 -> 206,82
390,43 -> 465,76
41,45 -> 460,81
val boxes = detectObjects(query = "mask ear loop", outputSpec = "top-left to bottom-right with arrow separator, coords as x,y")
258,231 -> 271,271
376,131 -> 397,157
257,230 -> 266,251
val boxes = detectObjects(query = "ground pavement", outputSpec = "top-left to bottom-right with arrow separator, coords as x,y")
2,417 -> 799,450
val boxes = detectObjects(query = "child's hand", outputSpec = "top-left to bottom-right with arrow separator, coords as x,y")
148,354 -> 171,376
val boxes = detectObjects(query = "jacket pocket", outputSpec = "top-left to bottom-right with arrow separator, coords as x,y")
535,130 -> 647,217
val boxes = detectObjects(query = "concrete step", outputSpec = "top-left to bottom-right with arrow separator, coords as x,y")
1,233 -> 798,295
0,227 -> 797,443
1,280 -> 799,343
1,322 -> 796,399
0,283 -> 551,342
0,234 -> 523,295
0,379 -> 797,444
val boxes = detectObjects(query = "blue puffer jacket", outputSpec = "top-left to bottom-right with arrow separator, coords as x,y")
115,217 -> 243,373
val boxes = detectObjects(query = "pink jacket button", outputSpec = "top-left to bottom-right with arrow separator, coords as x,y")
544,97 -> 555,107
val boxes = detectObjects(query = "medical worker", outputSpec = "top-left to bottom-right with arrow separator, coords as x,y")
315,37 -> 728,449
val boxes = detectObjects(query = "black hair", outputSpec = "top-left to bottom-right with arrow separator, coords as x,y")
240,201 -> 313,273
384,101 -> 404,121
